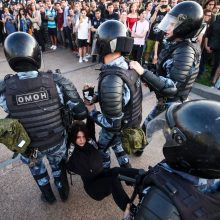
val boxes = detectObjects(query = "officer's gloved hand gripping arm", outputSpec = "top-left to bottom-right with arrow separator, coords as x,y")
130,61 -> 177,97
89,108 -> 123,132
53,74 -> 87,120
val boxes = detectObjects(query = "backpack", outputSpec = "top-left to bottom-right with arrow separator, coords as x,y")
0,118 -> 31,153
121,127 -> 147,154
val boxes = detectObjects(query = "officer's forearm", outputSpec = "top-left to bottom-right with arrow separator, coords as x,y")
53,73 -> 87,119
53,73 -> 80,101
89,109 -> 121,131
141,69 -> 177,97
67,100 -> 88,120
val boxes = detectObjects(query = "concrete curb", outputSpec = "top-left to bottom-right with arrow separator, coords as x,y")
192,82 -> 220,101
0,156 -> 21,176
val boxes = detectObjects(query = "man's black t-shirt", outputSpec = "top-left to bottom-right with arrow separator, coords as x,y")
91,17 -> 105,29
105,12 -> 119,20
148,10 -> 167,40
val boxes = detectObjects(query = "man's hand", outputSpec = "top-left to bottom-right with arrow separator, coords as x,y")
83,83 -> 96,103
129,61 -> 144,75
206,46 -> 212,53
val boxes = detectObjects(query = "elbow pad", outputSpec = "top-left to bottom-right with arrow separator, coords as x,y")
141,70 -> 177,97
53,73 -> 81,102
68,101 -> 88,120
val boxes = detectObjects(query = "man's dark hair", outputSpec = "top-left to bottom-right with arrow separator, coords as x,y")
145,1 -> 152,10
81,8 -> 87,13
138,8 -> 145,15
95,8 -> 101,13
107,2 -> 113,8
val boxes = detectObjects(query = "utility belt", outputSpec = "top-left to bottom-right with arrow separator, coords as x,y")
26,135 -> 65,168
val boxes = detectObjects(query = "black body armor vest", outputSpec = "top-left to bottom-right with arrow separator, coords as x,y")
5,72 -> 65,152
136,164 -> 220,220
98,66 -> 142,128
156,40 -> 201,102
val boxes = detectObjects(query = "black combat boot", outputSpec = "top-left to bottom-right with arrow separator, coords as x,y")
56,160 -> 70,202
39,183 -> 57,204
33,171 -> 56,204
120,162 -> 132,168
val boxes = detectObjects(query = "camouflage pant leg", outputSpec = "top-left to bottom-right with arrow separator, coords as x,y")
20,138 -> 67,188
20,154 -> 50,187
112,142 -> 129,166
98,128 -> 129,169
46,138 -> 67,189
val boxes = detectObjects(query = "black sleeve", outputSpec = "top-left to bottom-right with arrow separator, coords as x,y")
169,44 -> 196,86
53,73 -> 87,120
86,116 -> 96,142
206,23 -> 213,39
140,70 -> 177,97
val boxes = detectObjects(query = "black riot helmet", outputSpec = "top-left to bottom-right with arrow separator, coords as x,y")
158,1 -> 204,39
163,100 -> 220,179
4,32 -> 41,72
96,20 -> 134,57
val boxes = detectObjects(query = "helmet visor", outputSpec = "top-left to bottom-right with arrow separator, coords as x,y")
146,107 -> 186,147
158,14 -> 178,33
146,111 -> 168,143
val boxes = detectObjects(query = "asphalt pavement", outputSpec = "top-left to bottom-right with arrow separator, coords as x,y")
0,45 -> 219,220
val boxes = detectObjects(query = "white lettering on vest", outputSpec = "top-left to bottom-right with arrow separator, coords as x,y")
16,90 -> 49,105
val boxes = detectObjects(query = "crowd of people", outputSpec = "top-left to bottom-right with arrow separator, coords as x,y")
0,0 -> 220,85
0,0 -> 220,220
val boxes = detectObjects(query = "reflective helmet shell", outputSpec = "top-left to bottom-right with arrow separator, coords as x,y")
96,20 -> 127,42
96,20 -> 133,57
4,32 -> 41,72
164,100 -> 220,179
158,1 -> 204,39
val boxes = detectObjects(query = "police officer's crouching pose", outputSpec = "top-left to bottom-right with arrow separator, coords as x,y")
85,20 -> 143,169
123,100 -> 220,220
0,32 -> 87,204
130,1 -> 203,146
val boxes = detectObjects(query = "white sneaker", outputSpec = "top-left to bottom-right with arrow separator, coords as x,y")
86,54 -> 91,58
83,57 -> 88,62
50,45 -> 55,49
52,45 -> 57,50
79,57 -> 83,63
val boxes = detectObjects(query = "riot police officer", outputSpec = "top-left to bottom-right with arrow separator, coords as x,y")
123,100 -> 220,220
0,32 -> 87,204
85,20 -> 143,169
130,1 -> 204,149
